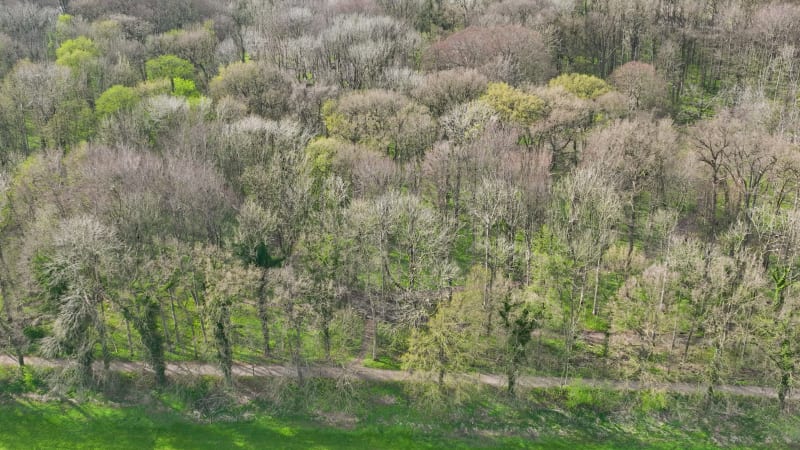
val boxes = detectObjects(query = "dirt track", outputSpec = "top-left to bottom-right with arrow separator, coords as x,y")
0,355 -> 794,400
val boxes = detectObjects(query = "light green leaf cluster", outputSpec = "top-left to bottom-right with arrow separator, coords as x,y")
172,77 -> 199,98
145,55 -> 195,82
548,73 -> 611,99
55,36 -> 100,70
95,85 -> 141,117
480,82 -> 546,126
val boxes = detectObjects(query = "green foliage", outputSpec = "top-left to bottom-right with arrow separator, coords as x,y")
322,90 -> 437,162
172,77 -> 199,98
479,82 -> 546,126
0,366 -> 47,394
639,389 -> 669,413
145,55 -> 195,83
402,272 -> 486,384
304,137 -> 343,180
498,288 -> 544,394
583,314 -> 609,333
55,37 -> 99,70
363,356 -> 401,370
51,98 -> 96,147
209,61 -> 292,119
549,73 -> 611,99
57,14 -> 73,26
565,382 -> 603,410
95,85 -> 141,117
0,379 -> 795,450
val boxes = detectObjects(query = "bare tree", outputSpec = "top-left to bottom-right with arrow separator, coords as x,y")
582,116 -> 677,269
548,168 -> 622,379
39,216 -> 121,385
423,25 -> 554,85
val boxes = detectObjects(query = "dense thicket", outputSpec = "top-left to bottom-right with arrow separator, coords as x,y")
0,0 -> 799,410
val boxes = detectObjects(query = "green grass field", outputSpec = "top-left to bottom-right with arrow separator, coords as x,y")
0,367 -> 797,449
0,399 -> 723,450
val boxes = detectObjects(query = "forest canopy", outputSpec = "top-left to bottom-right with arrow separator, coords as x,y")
0,0 -> 799,413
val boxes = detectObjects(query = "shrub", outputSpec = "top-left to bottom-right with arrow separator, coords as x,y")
639,389 -> 669,413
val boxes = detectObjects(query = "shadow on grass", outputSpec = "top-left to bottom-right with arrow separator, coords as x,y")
0,399 -> 494,450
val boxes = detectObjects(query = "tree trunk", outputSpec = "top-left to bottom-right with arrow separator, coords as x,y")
140,300 -> 167,386
99,299 -> 110,372
778,370 -> 791,411
78,346 -> 93,386
170,292 -> 181,348
0,288 -> 25,367
625,195 -> 637,272
125,317 -> 134,358
322,322 -> 331,361
160,298 -> 171,351
214,308 -> 233,386
592,258 -> 602,316
683,325 -> 694,362
293,321 -> 304,386
257,271 -> 271,357
371,314 -> 378,361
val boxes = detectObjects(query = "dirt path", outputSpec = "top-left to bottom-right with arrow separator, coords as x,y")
352,318 -> 375,366
0,354 -> 794,400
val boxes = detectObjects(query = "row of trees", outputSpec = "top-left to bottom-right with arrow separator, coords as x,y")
0,0 -> 798,410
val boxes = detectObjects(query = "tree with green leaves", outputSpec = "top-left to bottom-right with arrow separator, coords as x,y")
549,73 -> 611,100
95,85 -> 140,117
498,287 -> 543,395
296,176 -> 354,360
403,269 -> 487,390
480,82 -> 546,127
145,54 -> 195,94
55,36 -> 99,71
234,199 -> 277,357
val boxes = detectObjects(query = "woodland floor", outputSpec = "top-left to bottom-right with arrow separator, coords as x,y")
1,355 -> 794,400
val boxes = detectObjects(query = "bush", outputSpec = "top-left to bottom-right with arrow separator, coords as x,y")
564,382 -> 620,413
639,389 -> 669,413
565,382 -> 597,409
